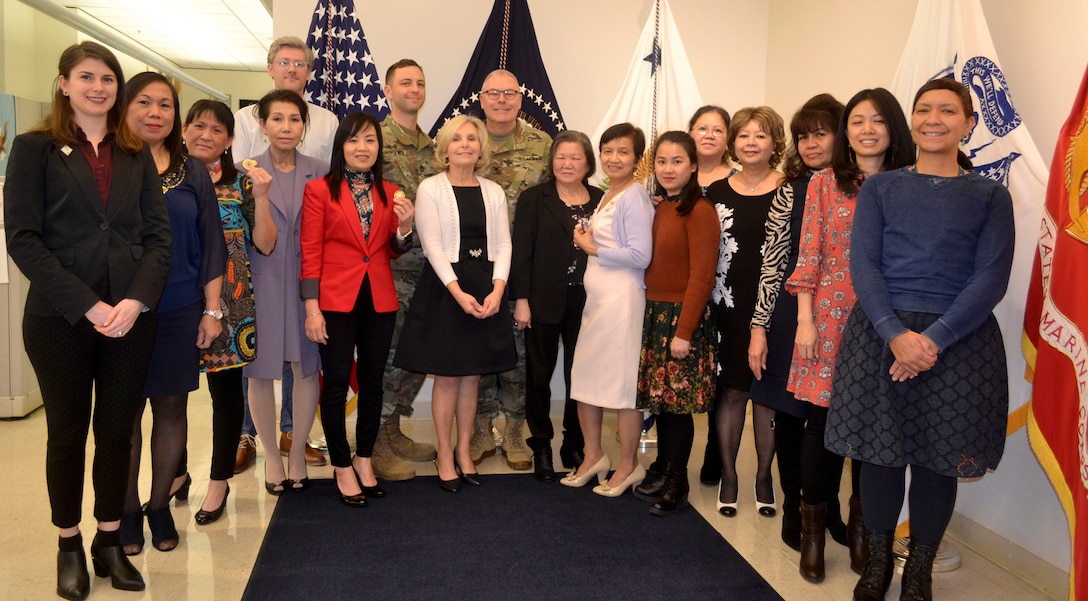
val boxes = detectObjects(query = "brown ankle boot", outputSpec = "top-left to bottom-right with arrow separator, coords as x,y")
899,539 -> 939,601
799,502 -> 827,582
854,531 -> 895,601
848,494 -> 866,574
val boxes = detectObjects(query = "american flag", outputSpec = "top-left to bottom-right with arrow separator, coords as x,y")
303,0 -> 389,121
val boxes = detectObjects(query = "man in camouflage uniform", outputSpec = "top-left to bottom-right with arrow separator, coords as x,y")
471,69 -> 552,470
374,59 -> 439,480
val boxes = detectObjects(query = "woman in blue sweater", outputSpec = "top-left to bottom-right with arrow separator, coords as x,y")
826,79 -> 1014,601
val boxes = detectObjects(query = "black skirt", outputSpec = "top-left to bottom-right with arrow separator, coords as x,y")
748,285 -> 809,418
393,252 -> 517,377
825,306 -> 1008,478
144,301 -> 203,397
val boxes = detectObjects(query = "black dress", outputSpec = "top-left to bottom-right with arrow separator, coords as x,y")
707,179 -> 776,394
747,176 -> 811,417
393,186 -> 517,376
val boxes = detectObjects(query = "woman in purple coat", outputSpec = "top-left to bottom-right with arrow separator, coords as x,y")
240,90 -> 329,494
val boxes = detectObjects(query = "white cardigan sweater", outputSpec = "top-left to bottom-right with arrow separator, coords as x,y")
415,171 -> 512,286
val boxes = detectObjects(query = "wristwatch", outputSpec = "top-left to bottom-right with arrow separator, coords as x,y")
203,309 -> 223,320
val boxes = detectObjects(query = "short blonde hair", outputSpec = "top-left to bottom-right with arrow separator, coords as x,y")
433,114 -> 491,173
727,106 -> 786,169
267,36 -> 314,70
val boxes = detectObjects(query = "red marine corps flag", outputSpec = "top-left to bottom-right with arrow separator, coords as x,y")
1024,62 -> 1088,601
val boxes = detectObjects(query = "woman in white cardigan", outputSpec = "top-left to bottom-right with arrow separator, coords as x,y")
393,115 -> 516,493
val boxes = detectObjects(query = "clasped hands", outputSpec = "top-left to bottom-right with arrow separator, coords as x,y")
888,331 -> 938,382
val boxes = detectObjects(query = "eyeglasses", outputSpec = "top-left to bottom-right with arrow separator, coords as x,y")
275,59 -> 306,70
692,125 -> 726,138
481,89 -> 521,99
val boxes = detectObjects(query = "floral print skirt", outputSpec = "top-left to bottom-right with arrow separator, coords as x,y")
636,301 -> 718,415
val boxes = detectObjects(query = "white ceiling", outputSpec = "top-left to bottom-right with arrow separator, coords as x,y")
63,0 -> 273,71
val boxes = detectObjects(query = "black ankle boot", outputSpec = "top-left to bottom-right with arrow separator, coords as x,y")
633,466 -> 667,502
532,444 -> 555,483
848,494 -> 867,574
853,531 -> 894,601
899,539 -> 939,601
649,470 -> 689,516
90,531 -> 145,592
57,534 -> 89,600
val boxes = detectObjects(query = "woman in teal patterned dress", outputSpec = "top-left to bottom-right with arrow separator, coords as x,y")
182,100 -> 277,525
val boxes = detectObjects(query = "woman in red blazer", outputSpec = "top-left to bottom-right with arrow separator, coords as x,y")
301,112 -> 415,507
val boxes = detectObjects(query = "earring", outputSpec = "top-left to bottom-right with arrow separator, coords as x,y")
63,90 -> 69,96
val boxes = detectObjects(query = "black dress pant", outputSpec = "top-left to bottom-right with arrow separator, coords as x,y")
524,285 -> 585,450
205,367 -> 245,481
24,312 -> 157,528
318,276 -> 396,468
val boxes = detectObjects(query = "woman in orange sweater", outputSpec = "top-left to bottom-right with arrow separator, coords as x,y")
633,131 -> 721,515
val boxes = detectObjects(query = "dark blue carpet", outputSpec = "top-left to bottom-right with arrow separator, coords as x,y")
243,474 -> 785,601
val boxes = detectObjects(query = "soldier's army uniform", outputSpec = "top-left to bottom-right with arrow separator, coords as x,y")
374,115 -> 438,480
472,118 -> 553,469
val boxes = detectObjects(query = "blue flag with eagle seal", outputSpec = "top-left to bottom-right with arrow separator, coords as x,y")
428,0 -> 565,139
303,0 -> 389,121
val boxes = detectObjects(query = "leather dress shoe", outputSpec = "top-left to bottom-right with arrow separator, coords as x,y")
57,547 -> 89,600
532,445 -> 556,483
90,534 -> 144,592
632,468 -> 666,502
361,482 -> 386,497
559,446 -> 584,470
235,434 -> 257,474
279,432 -> 327,466
195,485 -> 230,526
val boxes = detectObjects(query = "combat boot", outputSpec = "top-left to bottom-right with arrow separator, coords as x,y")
385,414 -> 436,462
502,417 -> 532,470
469,417 -> 496,464
371,426 -> 415,481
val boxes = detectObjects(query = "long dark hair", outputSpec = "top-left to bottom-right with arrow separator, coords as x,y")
33,41 -> 142,153
782,94 -> 844,180
127,72 -> 184,174
184,100 -> 239,183
652,131 -> 702,216
912,78 -> 975,171
832,88 -> 913,196
326,111 -> 388,205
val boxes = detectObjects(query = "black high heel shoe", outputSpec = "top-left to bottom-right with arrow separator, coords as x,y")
335,469 -> 368,507
290,478 -> 310,491
145,507 -> 178,552
89,532 -> 144,592
351,456 -> 386,498
57,535 -> 89,601
433,459 -> 461,493
171,473 -> 191,502
195,485 -> 230,525
454,448 -> 481,486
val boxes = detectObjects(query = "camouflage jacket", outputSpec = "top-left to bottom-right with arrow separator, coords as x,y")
380,116 -> 437,200
482,119 -> 552,223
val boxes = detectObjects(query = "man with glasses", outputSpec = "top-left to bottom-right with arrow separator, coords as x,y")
230,36 -> 340,472
373,59 -> 439,481
470,69 -> 553,472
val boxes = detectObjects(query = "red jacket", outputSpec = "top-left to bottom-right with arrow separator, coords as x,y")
300,178 -> 405,313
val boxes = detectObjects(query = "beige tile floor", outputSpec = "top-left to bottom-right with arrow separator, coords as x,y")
0,380 -> 1053,600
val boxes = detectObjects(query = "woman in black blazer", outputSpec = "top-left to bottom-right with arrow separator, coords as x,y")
510,130 -> 602,482
4,42 -> 171,599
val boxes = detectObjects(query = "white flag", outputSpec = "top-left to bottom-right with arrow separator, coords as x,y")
890,0 -> 1046,422
588,0 -> 703,186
